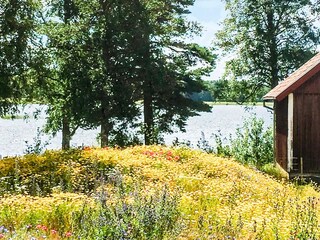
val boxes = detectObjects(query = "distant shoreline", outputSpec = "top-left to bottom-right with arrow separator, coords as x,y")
205,101 -> 264,106
0,102 -> 266,119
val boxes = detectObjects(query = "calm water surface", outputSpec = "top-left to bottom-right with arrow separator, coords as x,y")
0,105 -> 273,157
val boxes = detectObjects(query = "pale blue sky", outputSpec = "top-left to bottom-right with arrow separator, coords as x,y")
188,0 -> 227,80
189,0 -> 226,47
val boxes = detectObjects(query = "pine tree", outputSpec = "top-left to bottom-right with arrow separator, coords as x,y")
137,0 -> 215,144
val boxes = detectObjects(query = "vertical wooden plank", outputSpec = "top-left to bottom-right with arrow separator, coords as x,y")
293,72 -> 320,173
287,93 -> 294,172
293,93 -> 303,173
275,98 -> 288,170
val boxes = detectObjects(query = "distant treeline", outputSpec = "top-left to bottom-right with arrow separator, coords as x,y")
191,80 -> 269,103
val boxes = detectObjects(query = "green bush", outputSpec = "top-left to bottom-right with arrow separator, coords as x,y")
213,115 -> 273,167
231,116 -> 273,166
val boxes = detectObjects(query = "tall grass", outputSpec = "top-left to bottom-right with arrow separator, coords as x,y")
0,146 -> 319,239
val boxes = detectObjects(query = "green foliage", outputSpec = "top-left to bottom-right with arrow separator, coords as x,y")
38,0 -> 96,148
1,114 -> 25,120
231,116 -> 273,166
108,126 -> 143,147
216,0 -> 320,99
260,163 -> 287,180
34,0 -> 214,148
0,0 -> 40,116
24,127 -> 51,155
213,115 -> 273,167
1,0 -> 214,148
206,79 -> 269,103
213,130 -> 232,157
136,0 -> 215,144
205,79 -> 229,102
197,132 -> 214,153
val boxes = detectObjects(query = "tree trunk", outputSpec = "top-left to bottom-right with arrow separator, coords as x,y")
100,123 -> 109,147
98,1 -> 112,148
267,11 -> 279,88
142,40 -> 155,145
100,104 -> 110,147
100,122 -> 109,147
138,18 -> 155,145
143,77 -> 153,145
61,0 -> 73,151
62,115 -> 71,150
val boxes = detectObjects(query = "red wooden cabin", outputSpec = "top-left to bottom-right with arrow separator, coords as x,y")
263,53 -> 320,178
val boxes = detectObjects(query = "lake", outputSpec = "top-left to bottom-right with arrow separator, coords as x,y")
0,105 -> 273,157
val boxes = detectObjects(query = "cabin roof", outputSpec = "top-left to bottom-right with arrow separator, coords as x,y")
263,52 -> 320,101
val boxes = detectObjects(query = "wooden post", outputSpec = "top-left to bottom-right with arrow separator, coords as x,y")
287,93 -> 294,172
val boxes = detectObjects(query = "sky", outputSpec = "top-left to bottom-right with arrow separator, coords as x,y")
188,0 -> 227,80
189,0 -> 226,47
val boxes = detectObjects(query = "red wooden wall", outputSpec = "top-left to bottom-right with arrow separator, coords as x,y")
293,72 -> 320,173
275,98 -> 288,171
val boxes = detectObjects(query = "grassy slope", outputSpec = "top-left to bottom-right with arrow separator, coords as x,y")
1,146 -> 320,239
89,146 -> 319,239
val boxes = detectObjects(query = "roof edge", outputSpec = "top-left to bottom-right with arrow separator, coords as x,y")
262,96 -> 276,100
274,63 -> 320,101
263,52 -> 320,101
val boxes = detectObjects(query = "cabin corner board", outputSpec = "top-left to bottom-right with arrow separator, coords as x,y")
287,93 -> 294,172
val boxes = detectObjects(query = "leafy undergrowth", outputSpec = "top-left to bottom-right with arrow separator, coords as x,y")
0,146 -> 319,239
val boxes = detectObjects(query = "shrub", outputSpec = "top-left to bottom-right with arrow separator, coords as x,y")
213,115 -> 273,167
260,163 -> 287,180
231,116 -> 273,166
24,127 -> 51,155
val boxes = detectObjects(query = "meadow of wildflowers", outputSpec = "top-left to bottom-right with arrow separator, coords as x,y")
0,146 -> 319,239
